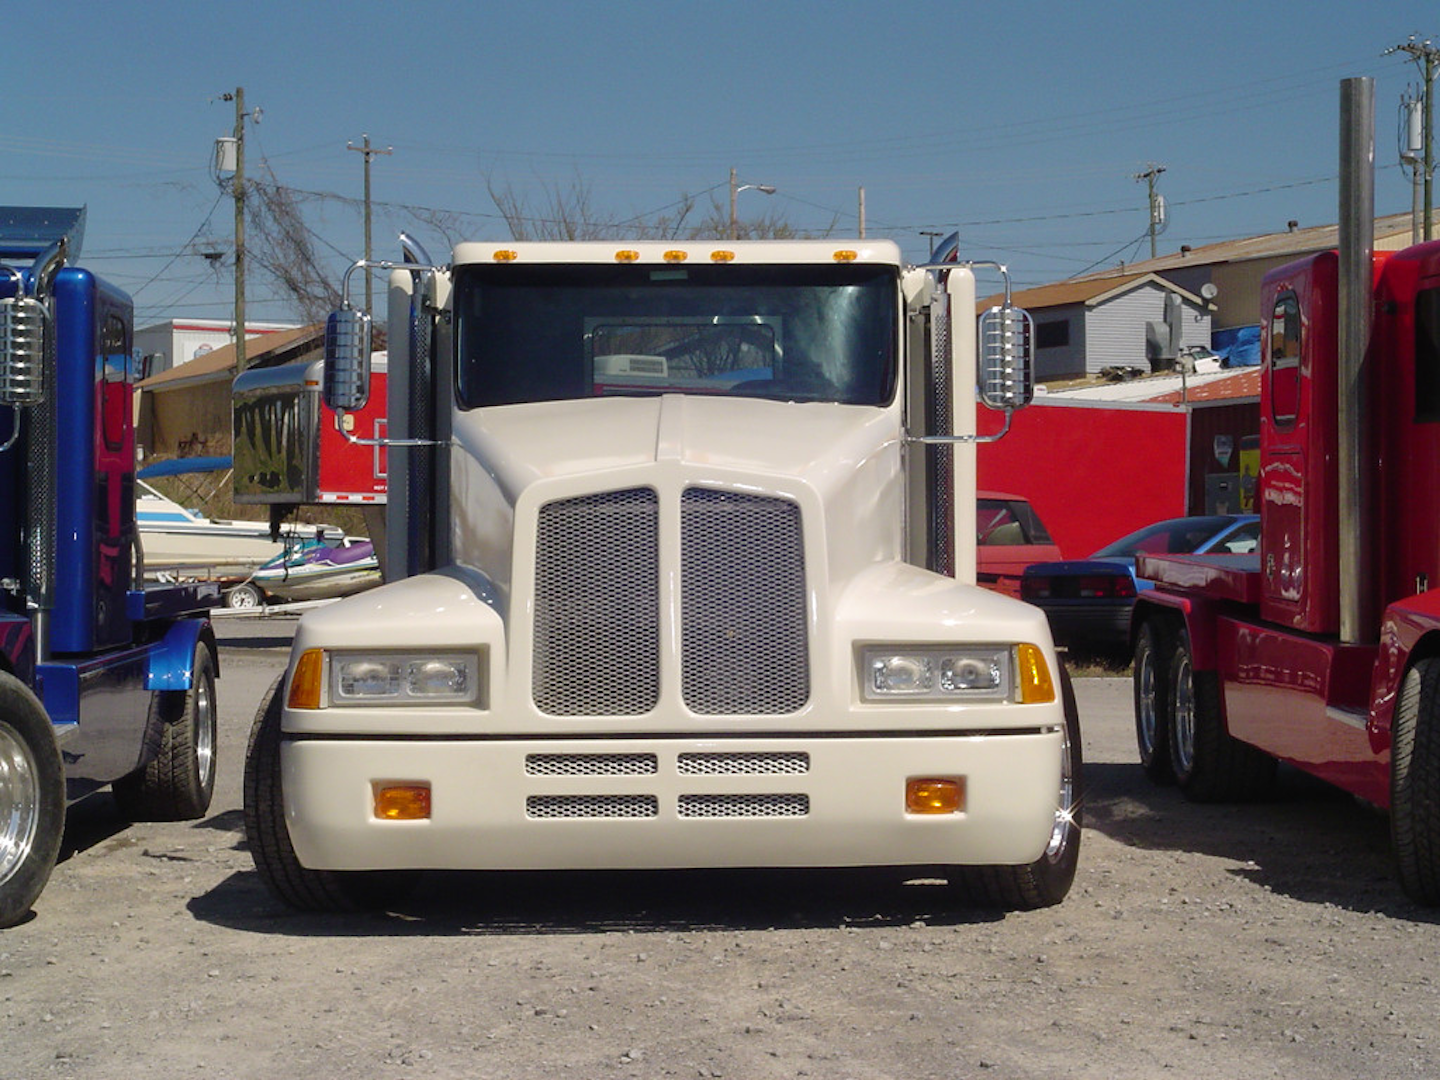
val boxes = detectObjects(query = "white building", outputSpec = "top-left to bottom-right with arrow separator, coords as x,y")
135,318 -> 300,376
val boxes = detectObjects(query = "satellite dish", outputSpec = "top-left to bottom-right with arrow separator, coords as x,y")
1200,283 -> 1219,301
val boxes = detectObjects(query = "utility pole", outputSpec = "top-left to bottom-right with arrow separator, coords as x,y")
222,87 -> 249,372
347,134 -> 392,315
1388,36 -> 1439,241
857,186 -> 866,239
1402,90 -> 1425,243
1135,163 -> 1166,259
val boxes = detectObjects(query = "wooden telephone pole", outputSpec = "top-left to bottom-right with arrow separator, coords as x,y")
347,134 -> 392,314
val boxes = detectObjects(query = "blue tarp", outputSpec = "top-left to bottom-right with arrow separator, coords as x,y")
1212,325 -> 1261,367
137,455 -> 233,479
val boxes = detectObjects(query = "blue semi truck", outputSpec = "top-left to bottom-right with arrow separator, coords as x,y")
0,207 -> 220,928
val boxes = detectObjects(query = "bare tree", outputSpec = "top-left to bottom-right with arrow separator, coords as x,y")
245,165 -> 342,324
487,172 -> 700,241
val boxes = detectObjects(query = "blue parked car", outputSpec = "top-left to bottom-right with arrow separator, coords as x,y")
1021,515 -> 1260,654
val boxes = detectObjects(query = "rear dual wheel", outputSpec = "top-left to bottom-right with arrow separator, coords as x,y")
1133,620 -> 1175,783
1167,630 -> 1274,802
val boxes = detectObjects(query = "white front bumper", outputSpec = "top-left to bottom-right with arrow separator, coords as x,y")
281,729 -> 1063,871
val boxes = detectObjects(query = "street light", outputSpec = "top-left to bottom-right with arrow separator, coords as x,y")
729,167 -> 777,240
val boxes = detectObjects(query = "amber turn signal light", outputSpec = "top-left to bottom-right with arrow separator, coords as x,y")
374,785 -> 432,820
906,777 -> 965,814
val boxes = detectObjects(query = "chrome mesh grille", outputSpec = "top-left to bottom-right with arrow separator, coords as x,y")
677,752 -> 810,776
526,794 -> 659,819
680,489 -> 809,715
533,488 -> 659,715
677,794 -> 810,819
526,753 -> 659,777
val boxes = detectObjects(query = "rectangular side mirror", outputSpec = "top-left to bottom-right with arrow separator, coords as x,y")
977,304 -> 1034,411
322,307 -> 373,412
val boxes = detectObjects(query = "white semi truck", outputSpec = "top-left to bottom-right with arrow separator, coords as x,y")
242,237 -> 1081,912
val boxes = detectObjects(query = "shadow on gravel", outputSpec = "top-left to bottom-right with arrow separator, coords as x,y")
1082,759 -> 1440,921
187,865 -> 1012,938
215,633 -> 297,653
56,791 -> 131,864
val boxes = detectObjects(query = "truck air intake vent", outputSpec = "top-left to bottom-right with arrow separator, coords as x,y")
525,753 -> 659,776
681,489 -> 810,715
533,488 -> 660,715
676,751 -> 810,775
526,794 -> 659,819
677,793 -> 810,818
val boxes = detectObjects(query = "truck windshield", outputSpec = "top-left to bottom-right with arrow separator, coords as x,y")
453,263 -> 897,408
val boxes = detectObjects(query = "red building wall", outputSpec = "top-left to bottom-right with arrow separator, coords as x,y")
977,401 -> 1191,558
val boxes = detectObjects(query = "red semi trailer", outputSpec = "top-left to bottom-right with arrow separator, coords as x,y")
1129,79 -> 1440,903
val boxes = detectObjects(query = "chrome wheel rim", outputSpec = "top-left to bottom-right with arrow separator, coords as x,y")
1172,654 -> 1196,775
0,723 -> 41,887
1046,719 -> 1077,860
194,674 -> 216,790
1137,641 -> 1158,757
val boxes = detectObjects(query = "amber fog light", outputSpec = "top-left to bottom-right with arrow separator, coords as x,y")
374,785 -> 432,820
906,778 -> 965,814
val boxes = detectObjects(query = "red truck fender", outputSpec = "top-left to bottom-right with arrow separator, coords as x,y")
1370,590 -> 1440,758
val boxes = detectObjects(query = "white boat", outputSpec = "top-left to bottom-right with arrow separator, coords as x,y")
136,481 -> 328,578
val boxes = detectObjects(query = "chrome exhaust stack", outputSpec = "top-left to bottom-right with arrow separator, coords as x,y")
1337,77 -> 1376,645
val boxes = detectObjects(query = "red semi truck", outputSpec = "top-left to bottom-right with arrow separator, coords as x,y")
1129,80 -> 1440,903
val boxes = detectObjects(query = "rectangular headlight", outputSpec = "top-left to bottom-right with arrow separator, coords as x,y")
860,645 -> 1013,703
330,651 -> 482,706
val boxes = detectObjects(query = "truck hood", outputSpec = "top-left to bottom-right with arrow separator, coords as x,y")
448,394 -> 906,599
451,394 -> 900,495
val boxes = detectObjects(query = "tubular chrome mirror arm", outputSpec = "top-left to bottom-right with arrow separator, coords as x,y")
331,256 -> 451,449
904,259 -> 1027,446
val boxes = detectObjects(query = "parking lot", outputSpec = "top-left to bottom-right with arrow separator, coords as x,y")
1,616 -> 1437,1080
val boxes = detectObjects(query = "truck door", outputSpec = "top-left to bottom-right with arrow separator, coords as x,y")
1258,254 -> 1339,634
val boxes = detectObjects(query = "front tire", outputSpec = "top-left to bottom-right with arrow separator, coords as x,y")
954,667 -> 1083,909
0,672 -> 65,929
1168,631 -> 1274,802
1391,657 -> 1440,904
243,675 -> 417,912
112,644 -> 218,821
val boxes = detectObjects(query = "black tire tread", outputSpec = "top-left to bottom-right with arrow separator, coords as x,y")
1171,635 -> 1275,803
112,645 -> 217,822
242,676 -> 418,912
1392,657 -> 1440,905
1133,618 -> 1176,783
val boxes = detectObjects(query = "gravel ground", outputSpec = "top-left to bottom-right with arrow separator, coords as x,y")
2,617 -> 1437,1079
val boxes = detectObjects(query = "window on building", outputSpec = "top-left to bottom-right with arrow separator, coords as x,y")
1035,320 -> 1069,350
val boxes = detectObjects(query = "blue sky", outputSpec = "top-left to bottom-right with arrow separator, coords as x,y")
2,1 -> 1431,326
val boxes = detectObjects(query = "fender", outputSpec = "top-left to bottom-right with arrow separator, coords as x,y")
1132,592 -> 1227,671
1369,591 -> 1440,758
144,618 -> 217,692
